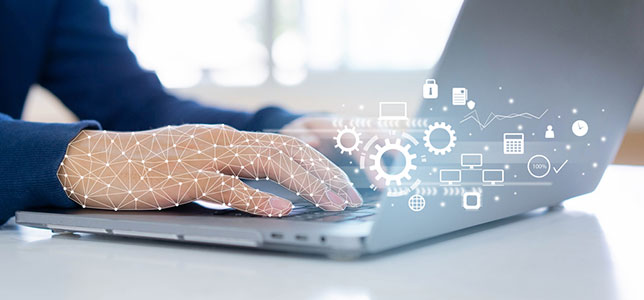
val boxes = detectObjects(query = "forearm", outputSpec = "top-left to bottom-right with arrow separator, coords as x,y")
0,113 -> 100,224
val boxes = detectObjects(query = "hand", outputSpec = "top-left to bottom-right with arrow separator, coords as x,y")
57,124 -> 362,217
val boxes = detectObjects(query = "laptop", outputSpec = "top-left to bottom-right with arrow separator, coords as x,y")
15,0 -> 644,259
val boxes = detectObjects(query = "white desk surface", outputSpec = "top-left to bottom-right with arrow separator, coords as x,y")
1,165 -> 643,300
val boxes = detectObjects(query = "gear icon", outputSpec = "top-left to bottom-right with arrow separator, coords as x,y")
333,126 -> 362,155
369,138 -> 417,186
423,122 -> 456,155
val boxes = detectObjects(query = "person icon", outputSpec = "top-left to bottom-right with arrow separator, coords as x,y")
545,125 -> 555,139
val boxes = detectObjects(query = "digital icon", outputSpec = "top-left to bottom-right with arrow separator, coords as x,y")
423,79 -> 438,99
462,191 -> 481,210
439,169 -> 461,185
503,133 -> 524,154
461,153 -> 483,169
452,88 -> 467,105
466,100 -> 476,110
553,159 -> 569,174
333,126 -> 362,155
369,138 -> 417,186
572,120 -> 588,137
408,194 -> 426,212
378,102 -> 408,121
482,169 -> 504,185
545,125 -> 555,139
423,122 -> 457,155
461,109 -> 548,130
527,154 -> 551,178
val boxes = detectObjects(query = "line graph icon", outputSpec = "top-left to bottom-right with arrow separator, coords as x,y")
461,109 -> 548,130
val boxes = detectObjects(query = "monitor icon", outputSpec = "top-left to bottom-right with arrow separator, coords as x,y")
378,102 -> 408,121
440,169 -> 461,185
461,153 -> 483,169
482,169 -> 505,185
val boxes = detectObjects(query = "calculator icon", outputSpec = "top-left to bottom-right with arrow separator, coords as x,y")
503,133 -> 524,154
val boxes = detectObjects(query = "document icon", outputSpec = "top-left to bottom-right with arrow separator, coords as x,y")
452,88 -> 467,106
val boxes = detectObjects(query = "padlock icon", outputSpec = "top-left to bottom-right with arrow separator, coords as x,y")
423,79 -> 438,99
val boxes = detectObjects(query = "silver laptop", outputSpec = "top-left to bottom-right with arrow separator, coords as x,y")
16,0 -> 644,259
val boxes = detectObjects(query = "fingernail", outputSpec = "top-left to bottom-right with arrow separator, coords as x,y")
345,186 -> 363,207
322,190 -> 347,211
269,197 -> 292,215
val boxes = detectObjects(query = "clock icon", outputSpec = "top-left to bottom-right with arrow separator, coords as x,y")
572,120 -> 588,137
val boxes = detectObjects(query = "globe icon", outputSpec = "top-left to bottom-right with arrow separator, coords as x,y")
408,194 -> 426,212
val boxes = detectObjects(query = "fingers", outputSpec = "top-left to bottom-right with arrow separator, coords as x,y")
195,171 -> 293,217
199,146 -> 347,211
219,130 -> 362,207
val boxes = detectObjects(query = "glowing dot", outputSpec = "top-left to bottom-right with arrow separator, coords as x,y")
64,174 -> 68,178
504,164 -> 510,170
440,202 -> 445,207
499,86 -> 503,90
128,159 -> 132,163
354,168 -> 359,174
106,184 -> 111,187
121,152 -> 125,155
136,141 -> 140,145
517,125 -> 523,130
592,162 -> 598,168
291,175 -> 294,178
197,150 -> 201,154
111,140 -> 114,143
105,163 -> 110,166
442,106 -> 448,112
565,144 -> 571,150
128,190 -> 132,194
70,190 -> 74,194
177,159 -> 181,162
84,195 -> 88,199
149,188 -> 153,191
63,187 -> 67,191
202,193 -> 206,196
190,135 -> 194,138
601,136 -> 606,142
513,191 -> 518,195
87,153 -> 91,157
152,133 -> 156,137
178,182 -> 182,186
494,196 -> 500,201
582,172 -> 586,176
158,207 -> 162,210
194,178 -> 198,182
198,169 -> 203,173
484,145 -> 489,151
234,153 -> 239,157
173,144 -> 177,147
168,175 -> 172,179
572,108 -> 578,114
508,98 -> 514,104
140,176 -> 144,180
114,208 -> 118,211
82,205 -> 86,208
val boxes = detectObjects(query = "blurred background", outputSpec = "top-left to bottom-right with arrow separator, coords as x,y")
21,0 -> 644,164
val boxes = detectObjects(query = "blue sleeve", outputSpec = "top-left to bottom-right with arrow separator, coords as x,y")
0,113 -> 101,224
37,0 -> 300,132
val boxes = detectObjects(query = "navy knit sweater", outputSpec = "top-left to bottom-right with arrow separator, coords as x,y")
0,0 -> 300,224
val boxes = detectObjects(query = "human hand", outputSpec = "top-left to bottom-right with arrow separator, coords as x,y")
57,124 -> 362,217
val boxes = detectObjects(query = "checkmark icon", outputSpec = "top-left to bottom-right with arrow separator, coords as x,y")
553,160 -> 569,174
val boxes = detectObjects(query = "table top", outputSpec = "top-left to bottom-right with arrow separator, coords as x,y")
1,165 -> 643,300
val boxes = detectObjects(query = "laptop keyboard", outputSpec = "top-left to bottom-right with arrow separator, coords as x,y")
211,196 -> 379,223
